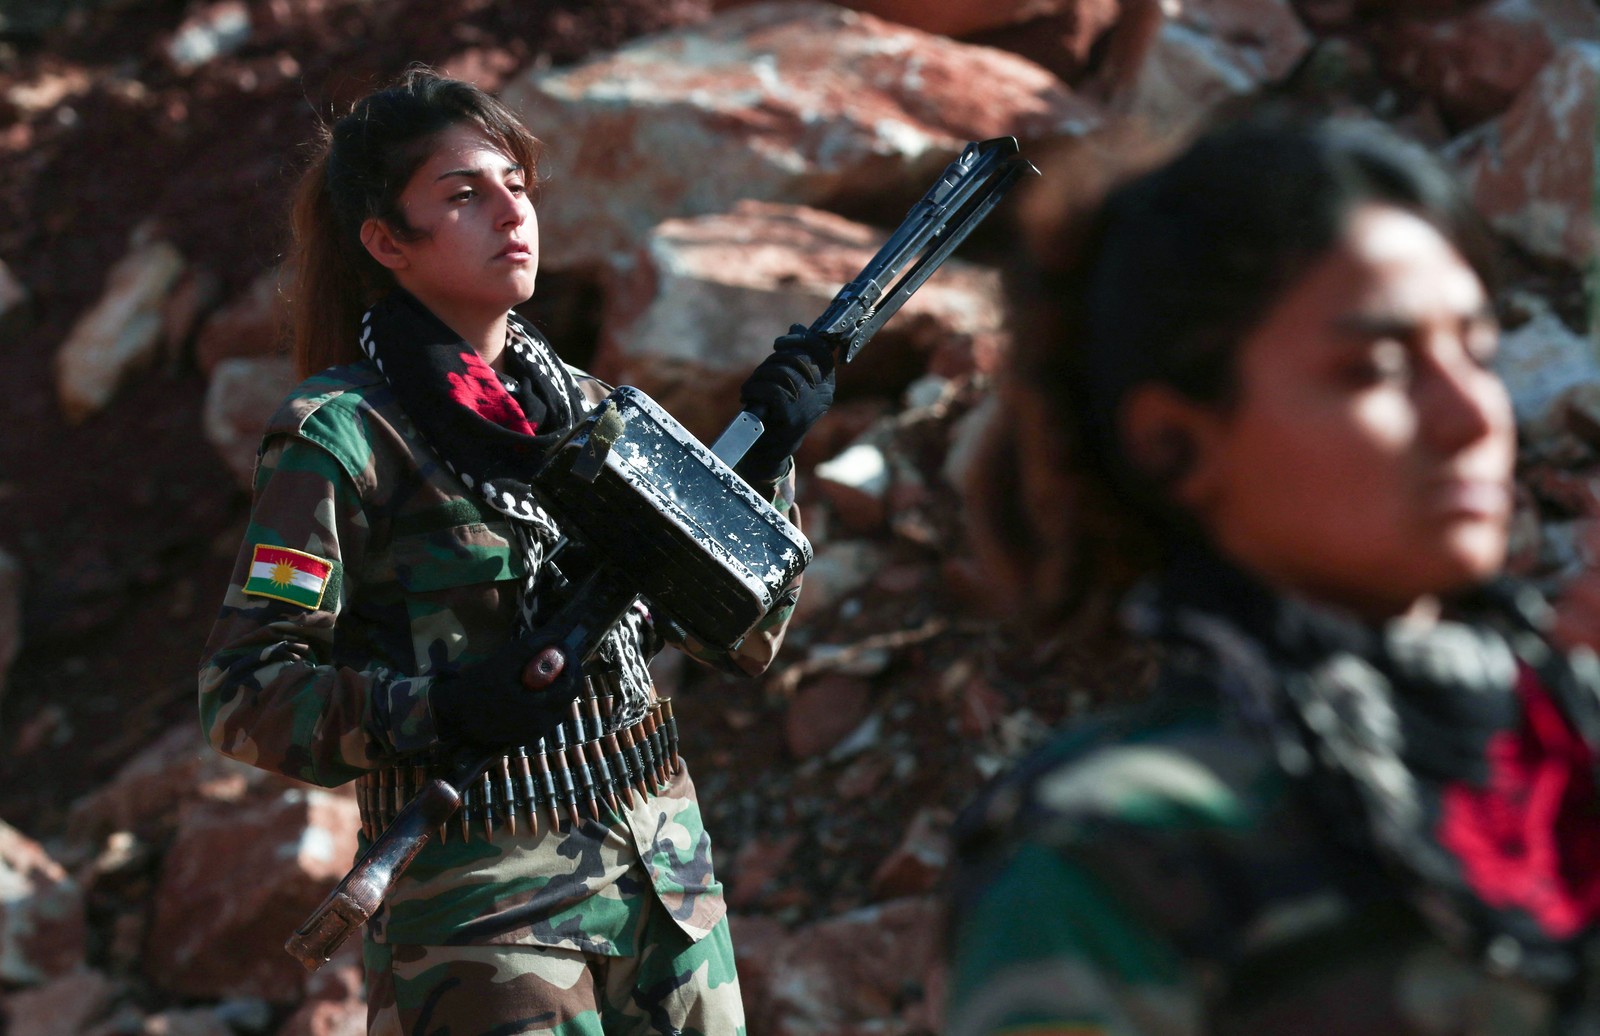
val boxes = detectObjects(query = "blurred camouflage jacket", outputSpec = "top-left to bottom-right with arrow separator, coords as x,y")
945,554 -> 1600,1036
944,688 -> 1589,1036
198,361 -> 799,951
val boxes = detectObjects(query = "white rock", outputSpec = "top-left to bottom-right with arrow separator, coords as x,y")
55,236 -> 185,423
203,356 -> 297,490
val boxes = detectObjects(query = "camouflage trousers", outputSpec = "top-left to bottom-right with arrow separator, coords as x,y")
363,908 -> 745,1036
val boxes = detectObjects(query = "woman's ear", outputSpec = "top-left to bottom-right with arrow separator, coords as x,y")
360,218 -> 409,271
1119,383 -> 1226,514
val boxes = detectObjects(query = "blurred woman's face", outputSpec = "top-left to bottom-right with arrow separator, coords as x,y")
1173,203 -> 1514,618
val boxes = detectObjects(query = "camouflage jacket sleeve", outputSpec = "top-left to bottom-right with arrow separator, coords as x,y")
945,836 -> 1201,1036
198,433 -> 438,788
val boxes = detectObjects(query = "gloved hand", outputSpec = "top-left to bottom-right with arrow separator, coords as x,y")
736,324 -> 837,484
429,634 -> 580,747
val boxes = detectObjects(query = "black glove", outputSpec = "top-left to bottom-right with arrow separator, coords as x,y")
736,324 -> 837,484
429,634 -> 580,747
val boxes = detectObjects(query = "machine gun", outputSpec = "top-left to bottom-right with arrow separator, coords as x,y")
285,137 -> 1037,972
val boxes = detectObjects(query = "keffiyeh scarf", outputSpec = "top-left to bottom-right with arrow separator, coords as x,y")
1129,547 -> 1600,991
359,289 -> 655,726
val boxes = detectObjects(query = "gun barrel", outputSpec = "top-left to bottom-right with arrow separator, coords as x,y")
811,137 -> 1038,362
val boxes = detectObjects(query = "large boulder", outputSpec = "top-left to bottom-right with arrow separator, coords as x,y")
502,1 -> 1098,271
1450,41 -> 1600,267
759,896 -> 943,1035
67,724 -> 278,846
54,232 -> 186,423
144,786 -> 359,1002
1371,0 -> 1600,128
0,822 -> 87,987
1122,0 -> 1313,132
202,355 -> 298,489
594,200 -> 1005,442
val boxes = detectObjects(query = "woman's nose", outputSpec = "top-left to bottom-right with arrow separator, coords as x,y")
1421,338 -> 1510,454
494,185 -> 527,228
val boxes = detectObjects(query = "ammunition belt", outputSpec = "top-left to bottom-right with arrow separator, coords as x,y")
356,690 -> 681,844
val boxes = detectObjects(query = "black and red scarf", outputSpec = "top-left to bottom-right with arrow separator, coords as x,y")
1131,548 -> 1600,991
356,289 -> 656,723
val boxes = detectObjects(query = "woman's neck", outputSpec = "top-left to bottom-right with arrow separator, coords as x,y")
405,290 -> 509,370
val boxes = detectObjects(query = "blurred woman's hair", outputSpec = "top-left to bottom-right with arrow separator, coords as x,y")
967,107 -> 1497,641
288,67 -> 543,378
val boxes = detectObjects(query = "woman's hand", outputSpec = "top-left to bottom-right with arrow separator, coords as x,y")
430,634 -> 581,747
736,324 -> 837,484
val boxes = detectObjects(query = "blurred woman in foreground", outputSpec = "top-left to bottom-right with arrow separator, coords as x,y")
945,111 -> 1600,1035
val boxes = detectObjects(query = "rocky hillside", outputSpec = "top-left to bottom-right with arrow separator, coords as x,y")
3,1 -> 1600,1034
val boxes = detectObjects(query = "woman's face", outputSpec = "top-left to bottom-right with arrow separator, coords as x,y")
369,122 -> 538,322
1170,203 -> 1515,617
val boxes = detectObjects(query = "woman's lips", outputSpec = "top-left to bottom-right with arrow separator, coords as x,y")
1433,478 -> 1511,519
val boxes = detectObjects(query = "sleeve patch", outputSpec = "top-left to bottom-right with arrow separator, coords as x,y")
243,545 -> 334,609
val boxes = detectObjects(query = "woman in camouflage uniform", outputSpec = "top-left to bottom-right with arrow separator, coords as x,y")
199,70 -> 831,1036
945,112 -> 1600,1035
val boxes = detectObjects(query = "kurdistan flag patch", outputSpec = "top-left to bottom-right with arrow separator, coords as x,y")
244,545 -> 333,609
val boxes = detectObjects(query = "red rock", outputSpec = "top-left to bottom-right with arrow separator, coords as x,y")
760,897 -> 942,1035
3,967 -> 122,1036
194,266 -> 291,377
839,0 -> 1087,38
202,355 -> 298,489
1373,0 -> 1600,128
728,914 -> 790,1030
963,2 -> 1123,85
785,674 -> 873,758
277,940 -> 365,1036
67,723 -> 283,845
595,201 -> 1004,444
1452,41 -> 1600,267
870,807 -> 953,898
729,833 -> 803,909
0,823 -> 87,986
144,786 -> 360,1001
503,3 -> 1098,271
834,752 -> 894,800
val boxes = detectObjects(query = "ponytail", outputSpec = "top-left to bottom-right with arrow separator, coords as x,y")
289,148 -> 379,378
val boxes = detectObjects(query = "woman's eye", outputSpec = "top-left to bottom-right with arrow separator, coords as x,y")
1345,340 -> 1412,386
508,181 -> 527,195
450,189 -> 473,203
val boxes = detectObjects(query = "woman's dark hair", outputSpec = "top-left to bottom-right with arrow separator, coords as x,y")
288,67 -> 542,378
967,108 -> 1497,639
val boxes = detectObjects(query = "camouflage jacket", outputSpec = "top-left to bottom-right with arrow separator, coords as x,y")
945,548 -> 1600,1036
944,684 -> 1597,1036
199,361 -> 799,952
